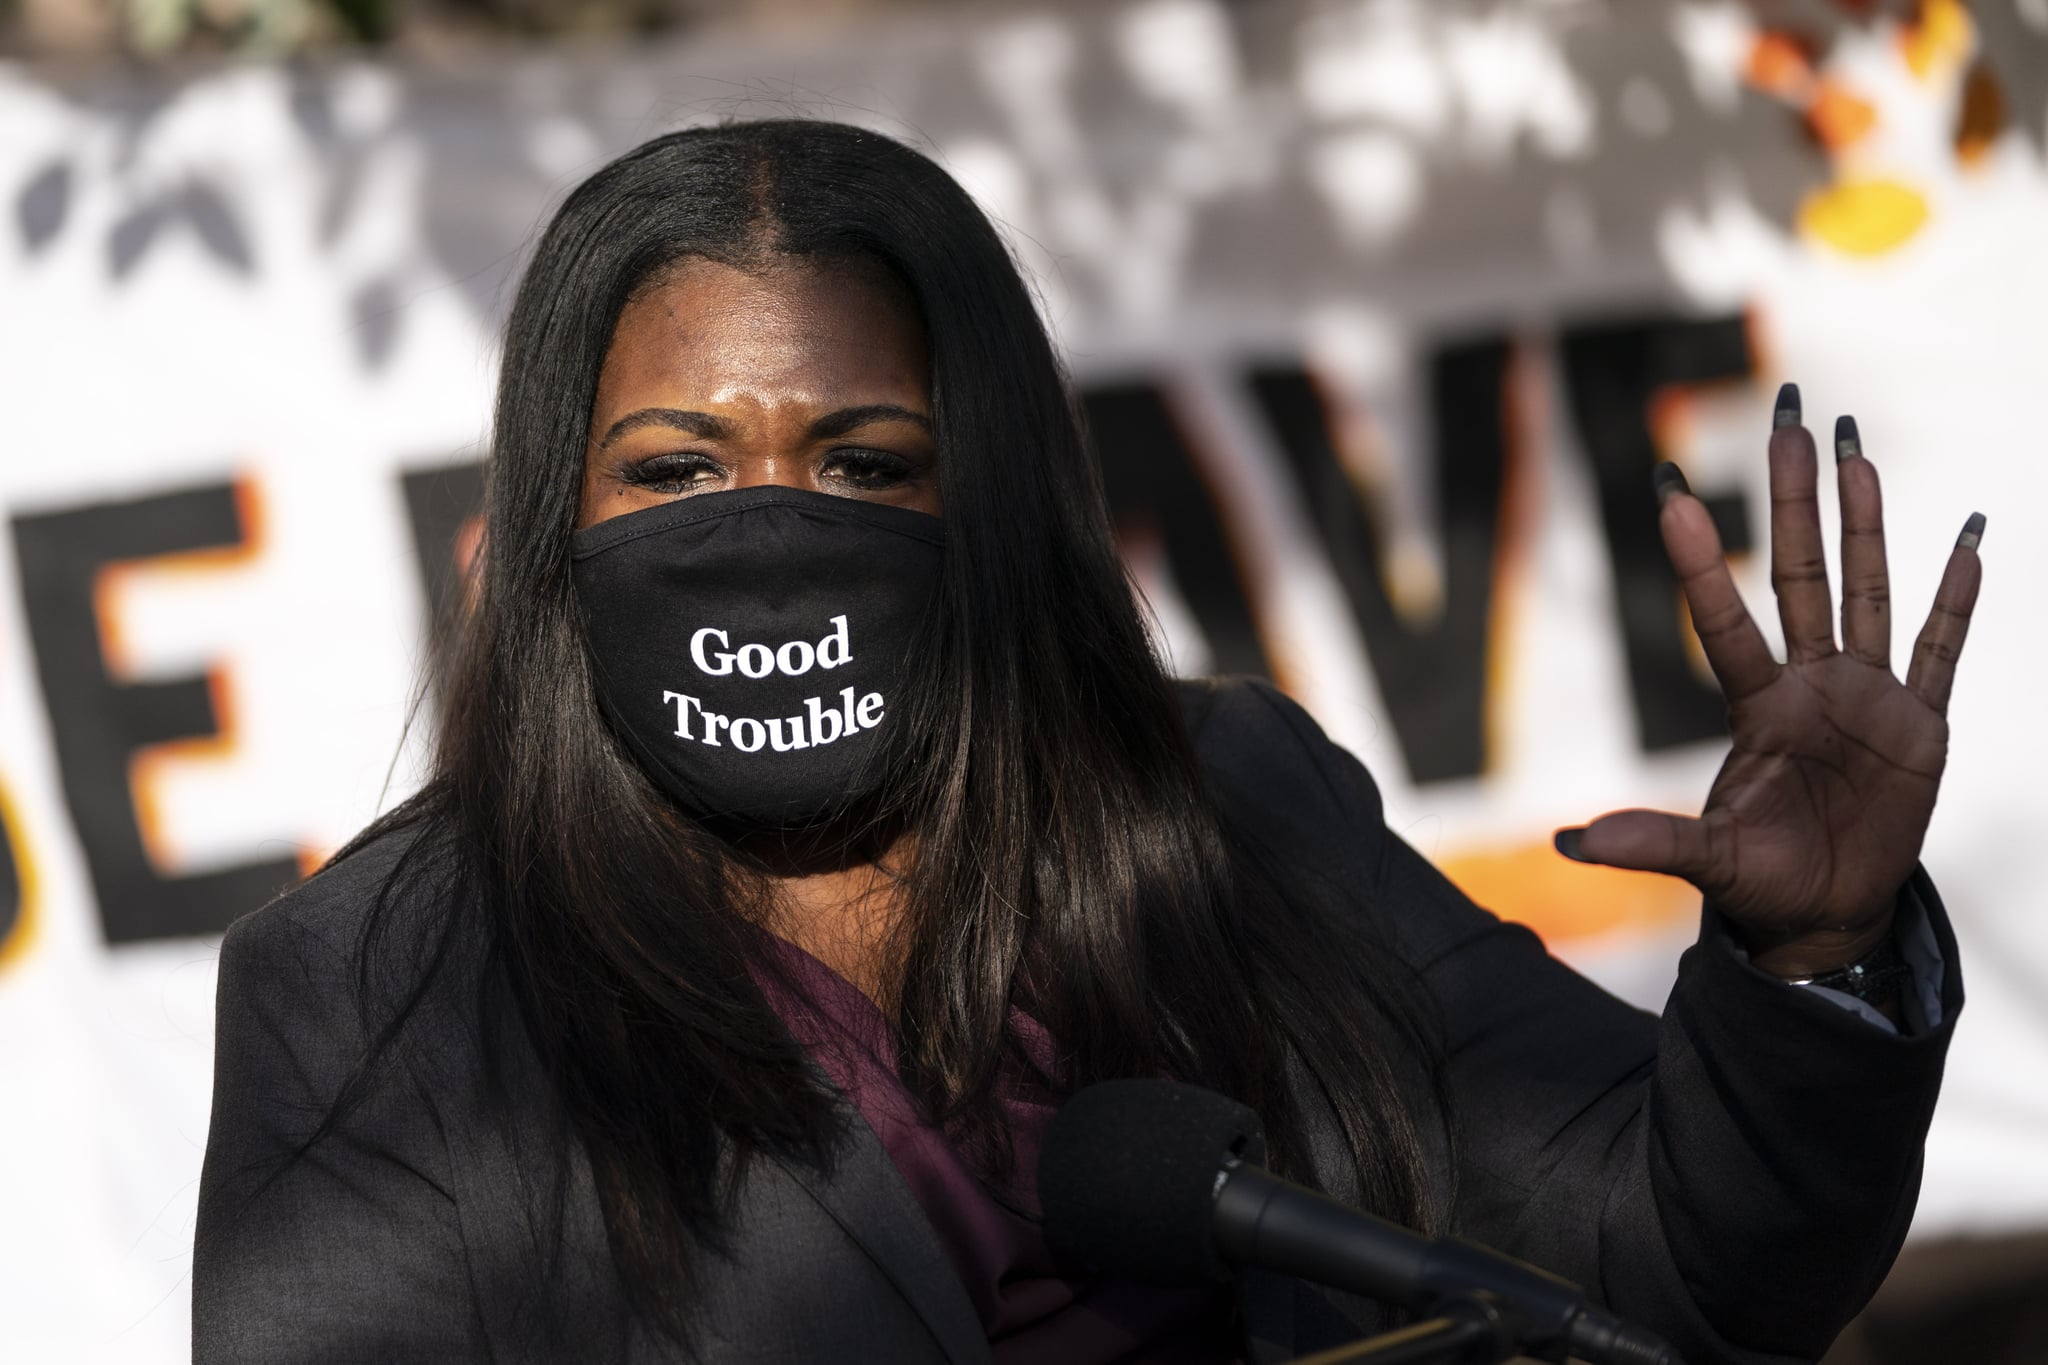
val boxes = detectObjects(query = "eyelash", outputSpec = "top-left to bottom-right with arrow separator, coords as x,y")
620,449 -> 916,494
621,452 -> 720,495
826,448 -> 914,489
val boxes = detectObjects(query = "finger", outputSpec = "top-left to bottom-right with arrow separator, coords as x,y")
1655,463 -> 1778,700
1906,513 -> 1985,715
1834,416 -> 1891,669
1769,392 -> 1838,662
1555,810 -> 1718,886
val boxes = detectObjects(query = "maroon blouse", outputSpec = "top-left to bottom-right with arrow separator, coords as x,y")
751,935 -> 1239,1364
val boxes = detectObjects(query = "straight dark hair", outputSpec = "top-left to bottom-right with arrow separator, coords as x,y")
338,119 -> 1446,1343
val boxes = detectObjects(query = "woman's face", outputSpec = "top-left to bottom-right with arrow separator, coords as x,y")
578,256 -> 940,528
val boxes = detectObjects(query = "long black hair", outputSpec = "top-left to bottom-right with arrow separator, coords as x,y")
341,119 -> 1445,1341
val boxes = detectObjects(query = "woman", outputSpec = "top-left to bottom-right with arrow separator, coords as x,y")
193,120 -> 1980,1364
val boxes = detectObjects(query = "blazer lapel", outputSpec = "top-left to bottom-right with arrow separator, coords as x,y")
405,973 -> 642,1365
771,1106 -> 992,1365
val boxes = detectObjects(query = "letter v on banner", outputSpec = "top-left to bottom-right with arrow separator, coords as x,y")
1248,345 -> 1514,784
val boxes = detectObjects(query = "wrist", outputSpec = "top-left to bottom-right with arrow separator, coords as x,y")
1744,913 -> 1897,980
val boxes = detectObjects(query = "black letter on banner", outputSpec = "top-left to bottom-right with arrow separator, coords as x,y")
1249,341 -> 1509,784
11,485 -> 299,943
0,797 -> 19,952
1558,315 -> 1754,751
399,461 -> 486,636
1080,384 -> 1272,679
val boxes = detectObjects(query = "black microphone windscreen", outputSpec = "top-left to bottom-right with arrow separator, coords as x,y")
1036,1079 -> 1267,1286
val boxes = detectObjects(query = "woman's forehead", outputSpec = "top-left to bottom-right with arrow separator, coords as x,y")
595,258 -> 930,418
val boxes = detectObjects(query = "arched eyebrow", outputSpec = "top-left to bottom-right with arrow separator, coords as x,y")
806,404 -> 933,440
595,409 -> 731,450
595,404 -> 933,451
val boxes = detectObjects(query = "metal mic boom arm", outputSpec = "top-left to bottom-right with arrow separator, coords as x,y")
1212,1159 -> 1682,1365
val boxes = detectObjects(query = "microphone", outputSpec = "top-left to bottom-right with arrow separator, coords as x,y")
1038,1079 -> 1680,1365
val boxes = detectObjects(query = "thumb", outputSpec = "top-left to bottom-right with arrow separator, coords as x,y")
1555,810 -> 1714,885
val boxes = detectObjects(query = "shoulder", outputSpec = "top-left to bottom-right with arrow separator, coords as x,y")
196,823 -> 483,1358
1176,676 -> 1387,824
222,822 -> 430,957
1177,673 -> 1321,746
1175,676 -> 1392,882
206,818 -> 484,1158
216,819 -> 461,1018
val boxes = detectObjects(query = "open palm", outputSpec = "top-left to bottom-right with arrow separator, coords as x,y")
1565,386 -> 1983,972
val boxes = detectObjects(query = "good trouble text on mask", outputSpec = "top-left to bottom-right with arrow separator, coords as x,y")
661,615 -> 883,753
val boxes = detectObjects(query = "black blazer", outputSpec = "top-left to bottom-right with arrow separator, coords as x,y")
192,679 -> 1961,1364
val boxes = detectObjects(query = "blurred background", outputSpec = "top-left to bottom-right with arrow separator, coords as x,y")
1,0 -> 2044,1359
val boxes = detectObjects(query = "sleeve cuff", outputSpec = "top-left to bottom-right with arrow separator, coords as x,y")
1723,878 -> 1947,1036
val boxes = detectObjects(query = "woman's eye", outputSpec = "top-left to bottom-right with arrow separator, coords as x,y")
825,448 -> 915,490
622,453 -> 722,494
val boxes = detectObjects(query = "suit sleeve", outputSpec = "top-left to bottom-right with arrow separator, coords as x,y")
193,904 -> 486,1363
1220,680 -> 1962,1365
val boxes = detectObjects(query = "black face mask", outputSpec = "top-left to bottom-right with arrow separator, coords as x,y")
571,486 -> 944,829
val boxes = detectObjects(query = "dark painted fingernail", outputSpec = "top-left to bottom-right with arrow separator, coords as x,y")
1554,828 -> 1592,863
1653,462 -> 1690,506
1774,382 -> 1802,429
1834,414 -> 1862,463
1957,511 -> 1985,551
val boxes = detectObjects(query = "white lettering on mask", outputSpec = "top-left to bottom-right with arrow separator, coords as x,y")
659,687 -> 885,752
666,617 -> 881,756
690,627 -> 731,675
690,617 -> 852,679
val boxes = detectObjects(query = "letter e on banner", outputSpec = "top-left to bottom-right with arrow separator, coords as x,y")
10,479 -> 300,944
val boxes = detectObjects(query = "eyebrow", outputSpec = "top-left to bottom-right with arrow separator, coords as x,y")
595,409 -> 731,449
596,403 -> 933,450
806,404 -> 933,440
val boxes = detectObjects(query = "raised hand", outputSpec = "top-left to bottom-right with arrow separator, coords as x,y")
1556,384 -> 1984,976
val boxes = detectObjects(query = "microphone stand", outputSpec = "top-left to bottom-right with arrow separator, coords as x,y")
1285,1293 -> 1549,1365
